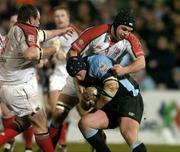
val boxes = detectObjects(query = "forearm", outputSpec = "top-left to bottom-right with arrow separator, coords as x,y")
122,55 -> 145,74
45,29 -> 62,40
24,46 -> 57,61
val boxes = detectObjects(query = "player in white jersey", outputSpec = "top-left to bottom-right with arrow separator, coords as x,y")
50,9 -> 145,149
44,6 -> 80,151
0,4 -> 73,152
0,14 -> 35,152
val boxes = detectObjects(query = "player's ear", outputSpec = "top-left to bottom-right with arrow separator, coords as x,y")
29,17 -> 33,25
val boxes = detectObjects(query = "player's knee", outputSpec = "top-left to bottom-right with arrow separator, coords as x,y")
78,117 -> 89,130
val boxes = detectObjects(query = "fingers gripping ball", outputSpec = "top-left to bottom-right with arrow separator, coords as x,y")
81,87 -> 98,111
83,87 -> 98,101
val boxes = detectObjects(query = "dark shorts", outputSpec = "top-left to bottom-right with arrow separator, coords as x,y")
101,93 -> 144,129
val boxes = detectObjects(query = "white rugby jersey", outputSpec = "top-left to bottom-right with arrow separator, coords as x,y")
72,24 -> 144,64
0,22 -> 45,85
49,24 -> 80,77
0,34 -> 6,54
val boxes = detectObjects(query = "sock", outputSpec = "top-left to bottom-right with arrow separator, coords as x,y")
0,121 -> 23,146
2,116 -> 16,142
58,121 -> 68,146
23,126 -> 33,150
131,142 -> 147,152
2,116 -> 16,128
84,129 -> 111,152
34,132 -> 54,152
49,124 -> 62,148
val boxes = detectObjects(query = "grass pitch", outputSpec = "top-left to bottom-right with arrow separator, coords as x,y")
0,142 -> 179,152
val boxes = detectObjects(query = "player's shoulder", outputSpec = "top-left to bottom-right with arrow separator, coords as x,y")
83,24 -> 110,37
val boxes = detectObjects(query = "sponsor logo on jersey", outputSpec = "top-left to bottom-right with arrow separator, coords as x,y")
78,39 -> 84,46
28,35 -> 35,43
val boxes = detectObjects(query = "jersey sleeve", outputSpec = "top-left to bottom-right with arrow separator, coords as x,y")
125,33 -> 144,59
38,30 -> 47,42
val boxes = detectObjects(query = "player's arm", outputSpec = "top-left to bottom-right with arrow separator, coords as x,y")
112,33 -> 145,76
96,76 -> 119,108
23,39 -> 60,61
38,27 -> 73,42
112,55 -> 145,76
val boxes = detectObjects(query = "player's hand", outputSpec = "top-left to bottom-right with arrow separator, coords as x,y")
110,64 -> 126,76
60,27 -> 74,36
81,99 -> 96,111
82,87 -> 97,101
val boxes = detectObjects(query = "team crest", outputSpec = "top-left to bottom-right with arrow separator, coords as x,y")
78,39 -> 84,46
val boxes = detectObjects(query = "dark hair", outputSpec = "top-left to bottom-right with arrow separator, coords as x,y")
113,9 -> 135,31
66,56 -> 87,77
17,4 -> 38,23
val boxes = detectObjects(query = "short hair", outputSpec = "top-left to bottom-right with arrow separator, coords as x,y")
17,4 -> 38,23
53,5 -> 70,17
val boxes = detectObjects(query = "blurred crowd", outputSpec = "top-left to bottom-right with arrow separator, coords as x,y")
0,0 -> 179,90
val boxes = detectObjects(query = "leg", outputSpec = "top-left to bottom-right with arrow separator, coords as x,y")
28,109 -> 54,152
58,120 -> 69,152
22,126 -> 33,151
119,117 -> 147,152
0,116 -> 31,146
0,103 -> 16,152
79,110 -> 111,152
50,93 -> 78,148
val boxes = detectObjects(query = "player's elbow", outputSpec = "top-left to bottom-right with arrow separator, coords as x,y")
138,55 -> 146,69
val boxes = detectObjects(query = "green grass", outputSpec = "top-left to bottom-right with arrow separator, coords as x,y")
0,142 -> 180,152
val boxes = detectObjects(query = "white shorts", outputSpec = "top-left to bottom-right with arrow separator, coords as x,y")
49,74 -> 67,91
61,76 -> 78,97
0,78 -> 42,117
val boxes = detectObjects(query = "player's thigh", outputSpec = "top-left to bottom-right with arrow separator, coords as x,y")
61,76 -> 78,98
79,110 -> 109,130
119,117 -> 140,145
49,74 -> 67,92
0,78 -> 41,117
28,108 -> 48,133
0,102 -> 14,117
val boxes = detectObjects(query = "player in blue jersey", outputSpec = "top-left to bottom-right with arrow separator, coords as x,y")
66,54 -> 147,152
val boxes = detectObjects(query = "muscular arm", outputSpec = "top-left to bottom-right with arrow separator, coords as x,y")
38,27 -> 73,42
96,76 -> 119,108
23,39 -> 60,61
112,55 -> 145,76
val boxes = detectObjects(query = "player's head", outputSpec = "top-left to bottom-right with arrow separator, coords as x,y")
17,4 -> 40,27
53,6 -> 70,29
112,9 -> 135,40
9,14 -> 17,28
66,56 -> 87,80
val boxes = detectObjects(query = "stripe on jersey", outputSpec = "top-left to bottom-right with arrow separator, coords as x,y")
119,78 -> 139,96
72,24 -> 110,53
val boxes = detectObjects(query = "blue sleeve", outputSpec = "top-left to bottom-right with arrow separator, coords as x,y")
88,55 -> 113,81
